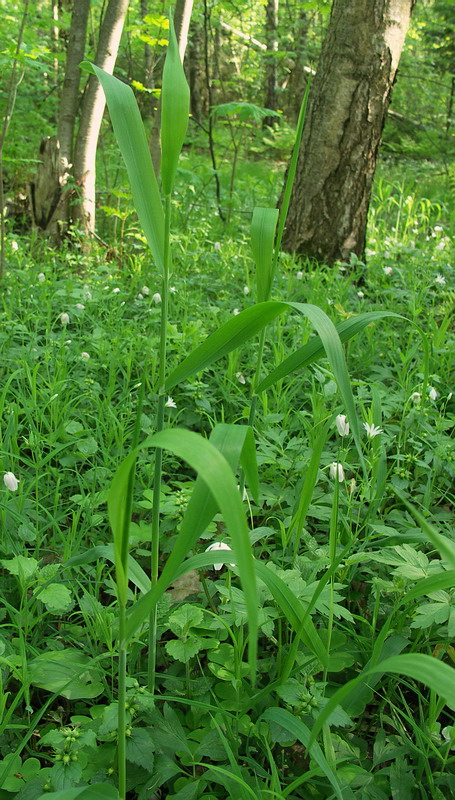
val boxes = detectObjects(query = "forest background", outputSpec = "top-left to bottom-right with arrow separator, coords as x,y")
0,1 -> 454,800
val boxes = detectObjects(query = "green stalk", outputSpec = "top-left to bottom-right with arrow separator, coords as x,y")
148,194 -> 171,693
117,599 -> 127,800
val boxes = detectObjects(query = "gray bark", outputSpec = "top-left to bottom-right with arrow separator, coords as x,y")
72,0 -> 129,234
282,0 -> 416,265
263,0 -> 279,127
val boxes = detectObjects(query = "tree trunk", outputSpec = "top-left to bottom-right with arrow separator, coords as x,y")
30,0 -> 90,241
188,16 -> 203,121
263,0 -> 279,127
72,0 -> 129,235
282,0 -> 416,265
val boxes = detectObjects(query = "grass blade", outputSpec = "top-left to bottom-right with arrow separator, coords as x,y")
83,62 -> 165,273
160,14 -> 190,195
260,707 -> 343,800
251,207 -> 279,302
125,429 -> 258,678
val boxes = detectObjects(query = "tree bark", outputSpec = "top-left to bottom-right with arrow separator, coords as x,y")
72,0 -> 129,235
263,0 -> 279,127
282,0 -> 416,265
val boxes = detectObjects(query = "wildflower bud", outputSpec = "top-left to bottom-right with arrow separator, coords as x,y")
411,392 -> 421,403
3,472 -> 19,491
141,285 -> 150,295
329,462 -> 345,482
243,286 -> 250,295
60,312 -> 70,325
296,270 -> 303,280
383,266 -> 393,276
152,293 -> 161,304
335,414 -> 349,436
80,352 -> 90,360
214,242 -> 221,251
429,387 -> 438,401
38,272 -> 45,282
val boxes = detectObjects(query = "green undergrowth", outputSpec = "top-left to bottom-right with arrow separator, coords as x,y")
0,195 -> 454,800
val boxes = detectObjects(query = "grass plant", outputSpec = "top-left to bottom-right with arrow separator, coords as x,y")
0,23 -> 453,800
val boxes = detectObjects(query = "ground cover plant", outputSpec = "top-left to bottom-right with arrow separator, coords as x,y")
1,9 -> 455,800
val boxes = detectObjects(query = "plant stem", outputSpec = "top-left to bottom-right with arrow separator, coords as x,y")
148,194 -> 171,693
117,598 -> 127,800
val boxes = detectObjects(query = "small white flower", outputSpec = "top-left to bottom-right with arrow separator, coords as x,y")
60,312 -> 70,325
296,270 -> 303,280
80,352 -> 90,360
357,290 -> 364,298
233,308 -> 240,316
411,391 -> 421,403
64,339 -> 71,344
205,541 -> 235,570
436,240 -> 446,250
50,393 -> 59,401
243,286 -> 250,295
429,386 -> 438,401
448,392 -> 453,401
335,414 -> 350,437
141,285 -> 150,295
3,472 -> 19,491
435,274 -> 446,285
214,241 -> 221,251
133,382 -> 142,389
169,286 -> 177,294
236,372 -> 246,385
76,303 -> 85,310
327,298 -> 334,305
330,462 -> 345,482
152,293 -> 161,304
112,287 -> 120,294
434,225 -> 443,233
103,285 -> 109,290
37,272 -> 45,282
383,266 -> 393,276
165,396 -> 177,408
10,241 -> 18,251
363,422 -> 383,438
137,293 -> 144,300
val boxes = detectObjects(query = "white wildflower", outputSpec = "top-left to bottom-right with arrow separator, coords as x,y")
335,414 -> 350,437
411,391 -> 421,403
363,422 -> 383,438
80,352 -> 90,360
60,312 -> 70,325
233,308 -> 240,316
141,285 -> 150,295
296,270 -> 303,280
165,396 -> 177,408
243,286 -> 250,295
152,293 -> 161,304
383,266 -> 393,276
214,242 -> 221,251
236,372 -> 246,385
76,303 -> 85,310
429,387 -> 438,401
10,241 -> 18,251
330,462 -> 345,482
112,287 -> 120,294
205,542 -> 235,570
3,472 -> 19,491
357,290 -> 364,298
435,274 -> 446,285
169,286 -> 177,294
37,272 -> 45,282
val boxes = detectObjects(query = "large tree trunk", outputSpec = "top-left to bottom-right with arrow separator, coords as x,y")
72,0 -> 129,235
282,0 -> 416,265
263,0 -> 279,127
30,0 -> 91,241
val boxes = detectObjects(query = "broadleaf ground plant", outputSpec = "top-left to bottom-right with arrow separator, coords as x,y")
0,8 -> 453,800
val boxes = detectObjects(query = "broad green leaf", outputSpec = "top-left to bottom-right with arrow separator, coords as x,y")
126,728 -> 155,771
309,653 -> 455,747
273,78 -> 311,260
288,419 -> 330,559
255,561 -> 327,667
260,708 -> 343,800
28,649 -> 103,700
1,556 -> 38,580
35,583 -> 73,613
160,14 -> 190,195
251,207 -> 279,302
211,101 -> 280,123
36,784 -> 119,800
165,302 -> 286,390
392,489 -> 455,570
126,429 -> 258,679
64,545 -> 151,594
403,570 -> 455,604
84,63 -> 164,273
257,311 -> 403,391
108,451 -> 137,603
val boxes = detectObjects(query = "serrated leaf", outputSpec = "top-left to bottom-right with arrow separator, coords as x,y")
165,636 -> 204,663
1,556 -> 38,580
126,728 -> 155,771
168,603 -> 204,634
49,760 -> 83,791
35,583 -> 74,613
